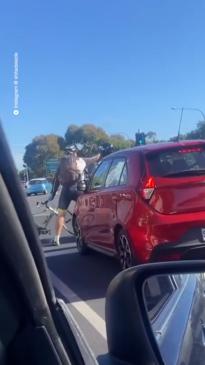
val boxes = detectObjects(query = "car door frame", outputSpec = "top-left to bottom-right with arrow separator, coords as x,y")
90,157 -> 129,252
77,158 -> 113,244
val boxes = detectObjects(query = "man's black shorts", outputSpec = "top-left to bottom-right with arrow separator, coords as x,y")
58,184 -> 80,211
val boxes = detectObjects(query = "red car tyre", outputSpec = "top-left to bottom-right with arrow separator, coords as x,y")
73,217 -> 88,255
117,229 -> 136,270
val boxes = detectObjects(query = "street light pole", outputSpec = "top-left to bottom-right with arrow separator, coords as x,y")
177,107 -> 184,141
184,108 -> 205,121
171,107 -> 205,141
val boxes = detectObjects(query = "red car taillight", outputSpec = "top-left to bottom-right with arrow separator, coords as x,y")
141,176 -> 156,200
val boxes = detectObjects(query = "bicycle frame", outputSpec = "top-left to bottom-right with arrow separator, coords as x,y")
35,202 -> 74,236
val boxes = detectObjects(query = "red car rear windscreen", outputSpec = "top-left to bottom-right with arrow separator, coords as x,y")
146,146 -> 205,177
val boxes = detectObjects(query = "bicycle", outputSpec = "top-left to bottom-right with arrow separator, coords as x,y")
35,201 -> 74,236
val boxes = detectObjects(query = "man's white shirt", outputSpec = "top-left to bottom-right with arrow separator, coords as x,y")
76,157 -> 86,174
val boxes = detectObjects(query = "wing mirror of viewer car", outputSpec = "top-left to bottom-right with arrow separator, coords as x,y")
106,260 -> 205,365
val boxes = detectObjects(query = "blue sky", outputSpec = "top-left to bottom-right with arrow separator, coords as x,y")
1,0 -> 205,168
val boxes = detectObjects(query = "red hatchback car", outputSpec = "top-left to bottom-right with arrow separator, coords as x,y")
74,140 -> 205,269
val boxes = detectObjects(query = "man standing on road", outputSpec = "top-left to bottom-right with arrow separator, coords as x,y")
48,146 -> 100,246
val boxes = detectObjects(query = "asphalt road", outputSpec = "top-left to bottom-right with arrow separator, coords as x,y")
28,193 -> 121,358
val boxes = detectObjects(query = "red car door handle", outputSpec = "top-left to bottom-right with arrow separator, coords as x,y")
120,193 -> 131,199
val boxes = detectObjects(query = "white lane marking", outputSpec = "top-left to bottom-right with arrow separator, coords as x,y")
44,243 -> 77,257
43,242 -> 76,252
50,271 -> 107,340
58,299 -> 99,364
45,248 -> 77,257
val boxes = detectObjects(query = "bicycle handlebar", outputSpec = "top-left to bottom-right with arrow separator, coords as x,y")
73,142 -> 114,156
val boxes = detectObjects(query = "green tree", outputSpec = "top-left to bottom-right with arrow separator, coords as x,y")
64,124 -> 80,145
169,120 -> 205,141
65,124 -> 110,156
110,134 -> 134,151
65,124 -> 136,156
145,131 -> 158,144
184,121 -> 205,140
24,134 -> 64,177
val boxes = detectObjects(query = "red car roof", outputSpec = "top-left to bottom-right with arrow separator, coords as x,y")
108,140 -> 205,158
134,140 -> 205,153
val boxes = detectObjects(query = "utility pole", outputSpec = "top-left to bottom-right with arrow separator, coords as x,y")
23,163 -> 29,182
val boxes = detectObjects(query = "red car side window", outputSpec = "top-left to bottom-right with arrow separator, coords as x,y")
105,159 -> 125,188
90,160 -> 111,189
